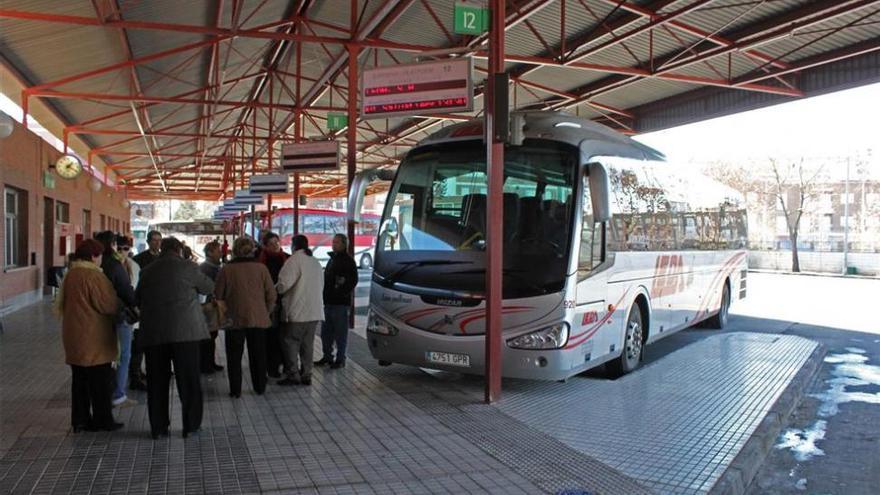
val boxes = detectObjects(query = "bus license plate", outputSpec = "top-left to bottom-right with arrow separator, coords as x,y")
425,351 -> 470,368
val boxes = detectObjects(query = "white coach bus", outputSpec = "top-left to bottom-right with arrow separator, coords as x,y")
349,112 -> 747,381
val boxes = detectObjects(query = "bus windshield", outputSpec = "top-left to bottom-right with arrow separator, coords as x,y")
375,139 -> 578,297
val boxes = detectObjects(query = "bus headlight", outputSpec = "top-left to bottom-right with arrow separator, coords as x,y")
367,311 -> 398,336
506,323 -> 569,350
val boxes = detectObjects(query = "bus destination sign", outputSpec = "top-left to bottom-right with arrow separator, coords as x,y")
281,141 -> 341,173
361,58 -> 473,119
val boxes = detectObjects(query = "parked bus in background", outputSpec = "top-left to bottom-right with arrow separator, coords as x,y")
230,208 -> 380,268
349,111 -> 747,381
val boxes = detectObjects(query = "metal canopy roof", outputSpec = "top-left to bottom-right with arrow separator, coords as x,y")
1,0 -> 878,200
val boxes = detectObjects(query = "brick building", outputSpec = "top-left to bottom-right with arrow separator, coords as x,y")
1,116 -> 130,315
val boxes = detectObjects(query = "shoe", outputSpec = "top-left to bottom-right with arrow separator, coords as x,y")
112,395 -> 128,406
182,428 -> 201,439
113,398 -> 138,408
90,422 -> 124,432
314,357 -> 332,367
151,430 -> 169,440
277,377 -> 300,386
300,377 -> 312,386
330,361 -> 346,369
212,363 -> 224,371
72,424 -> 90,433
228,392 -> 241,399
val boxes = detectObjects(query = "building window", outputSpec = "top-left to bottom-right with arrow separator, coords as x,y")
5,187 -> 28,268
83,210 -> 92,237
99,214 -> 106,231
55,201 -> 70,223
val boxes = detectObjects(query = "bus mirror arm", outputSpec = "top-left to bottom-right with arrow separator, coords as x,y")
588,162 -> 611,223
347,167 -> 396,225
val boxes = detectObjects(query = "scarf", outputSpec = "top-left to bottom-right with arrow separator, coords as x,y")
53,260 -> 104,318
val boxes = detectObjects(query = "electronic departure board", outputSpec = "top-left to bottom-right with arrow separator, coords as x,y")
361,58 -> 473,119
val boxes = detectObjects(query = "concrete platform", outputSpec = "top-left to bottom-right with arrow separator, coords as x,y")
0,300 -> 821,494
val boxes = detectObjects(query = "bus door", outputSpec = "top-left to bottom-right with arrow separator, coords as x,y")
573,164 -> 613,364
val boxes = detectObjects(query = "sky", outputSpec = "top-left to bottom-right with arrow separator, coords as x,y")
633,82 -> 880,172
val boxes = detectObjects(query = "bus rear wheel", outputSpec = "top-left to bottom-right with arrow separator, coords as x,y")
705,282 -> 730,330
608,303 -> 645,378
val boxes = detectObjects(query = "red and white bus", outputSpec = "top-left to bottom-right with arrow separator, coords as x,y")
349,112 -> 748,380
231,208 -> 380,268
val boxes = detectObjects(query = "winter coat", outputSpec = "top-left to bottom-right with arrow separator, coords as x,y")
101,254 -> 136,307
59,261 -> 120,366
214,259 -> 276,329
276,250 -> 324,323
133,250 -> 160,269
323,251 -> 358,306
257,249 -> 288,284
136,254 -> 215,347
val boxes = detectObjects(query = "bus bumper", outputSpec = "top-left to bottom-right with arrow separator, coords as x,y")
366,321 -> 582,382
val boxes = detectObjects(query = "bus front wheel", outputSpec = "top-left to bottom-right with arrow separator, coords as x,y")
608,303 -> 645,378
360,253 -> 373,269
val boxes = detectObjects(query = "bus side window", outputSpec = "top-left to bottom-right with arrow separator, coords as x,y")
579,173 -> 605,278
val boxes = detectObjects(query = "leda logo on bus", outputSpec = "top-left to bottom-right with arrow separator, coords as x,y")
650,254 -> 694,298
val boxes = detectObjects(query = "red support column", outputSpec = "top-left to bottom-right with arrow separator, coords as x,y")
346,0 -> 360,329
293,28 -> 303,237
485,0 -> 505,404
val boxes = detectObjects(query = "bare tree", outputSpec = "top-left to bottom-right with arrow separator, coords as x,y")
769,158 -> 825,272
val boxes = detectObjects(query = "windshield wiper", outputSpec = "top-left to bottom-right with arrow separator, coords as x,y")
449,268 -> 550,295
382,260 -> 472,285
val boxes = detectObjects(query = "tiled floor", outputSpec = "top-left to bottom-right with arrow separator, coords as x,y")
0,301 -> 651,494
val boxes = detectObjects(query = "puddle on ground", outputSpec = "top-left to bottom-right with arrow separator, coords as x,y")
776,420 -> 827,461
776,349 -> 880,462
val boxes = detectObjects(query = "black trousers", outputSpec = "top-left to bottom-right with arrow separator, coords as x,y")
144,341 -> 202,436
199,331 -> 219,372
225,328 -> 268,396
265,325 -> 284,375
129,328 -> 144,379
70,363 -> 114,429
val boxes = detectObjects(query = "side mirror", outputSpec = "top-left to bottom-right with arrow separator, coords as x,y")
588,162 -> 611,223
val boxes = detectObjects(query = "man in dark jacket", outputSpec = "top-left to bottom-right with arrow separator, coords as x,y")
136,237 -> 214,439
133,230 -> 162,268
315,234 -> 358,369
94,231 -> 137,407
130,229 -> 163,390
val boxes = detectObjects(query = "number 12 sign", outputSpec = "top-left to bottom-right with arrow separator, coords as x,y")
454,2 -> 489,35
361,57 -> 474,119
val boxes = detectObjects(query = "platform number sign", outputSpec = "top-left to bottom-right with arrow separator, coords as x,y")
454,2 -> 488,35
327,113 -> 348,131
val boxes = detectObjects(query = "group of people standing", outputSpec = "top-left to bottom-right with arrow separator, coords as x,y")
56,228 -> 359,439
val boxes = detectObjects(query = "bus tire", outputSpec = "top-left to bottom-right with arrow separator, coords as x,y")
608,302 -> 645,378
360,253 -> 373,269
705,281 -> 731,330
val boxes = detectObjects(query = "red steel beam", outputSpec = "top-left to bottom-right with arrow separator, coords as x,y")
29,89 -> 347,111
0,9 -> 434,52
734,37 -> 880,86
597,0 -> 790,70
